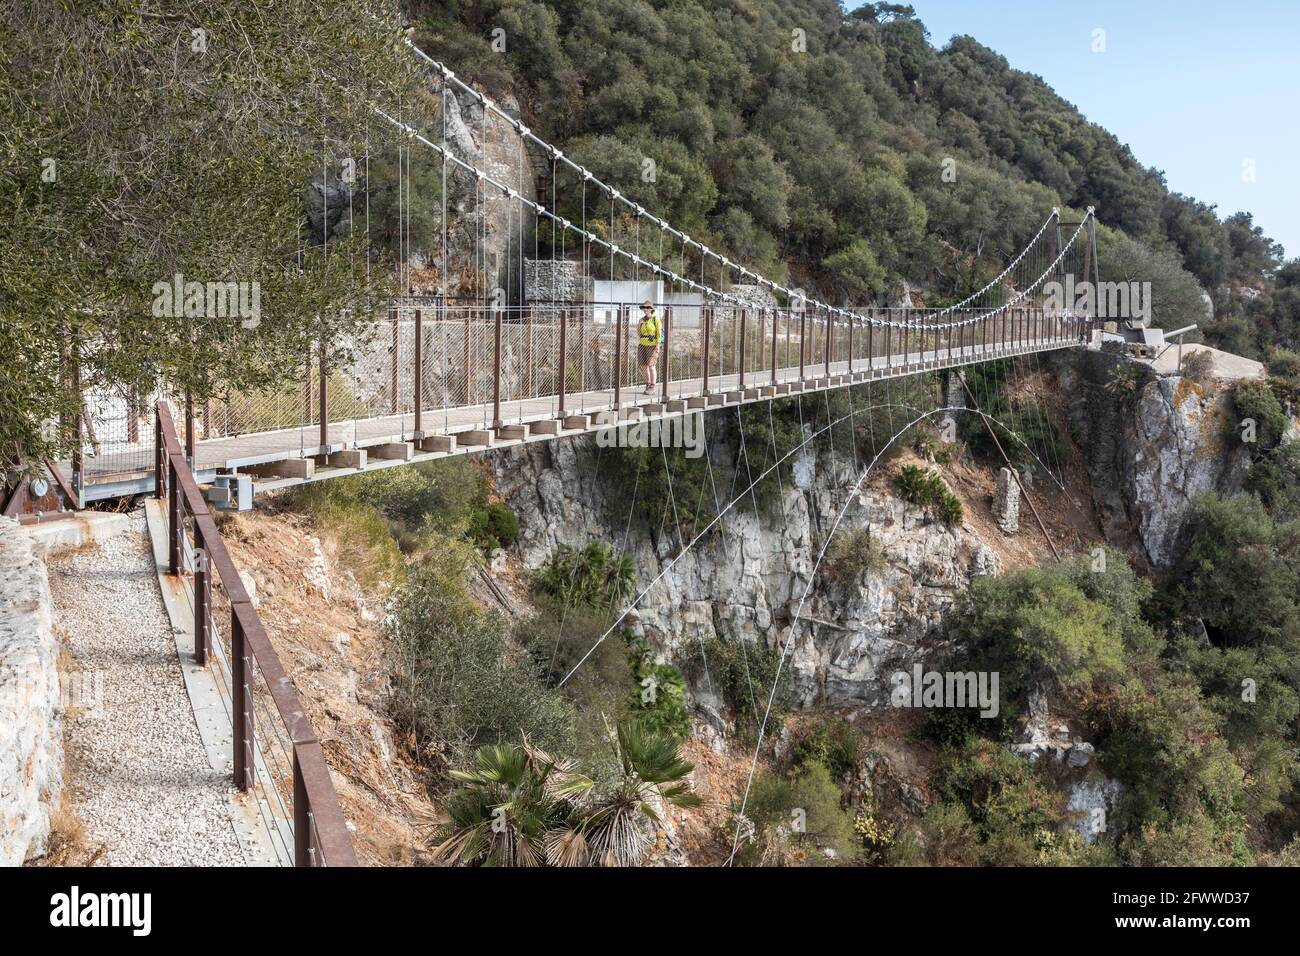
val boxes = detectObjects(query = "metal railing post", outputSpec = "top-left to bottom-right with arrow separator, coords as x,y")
525,306 -> 534,397
492,301 -> 504,429
558,309 -> 568,415
867,313 -> 874,374
232,611 -> 252,792
185,390 -> 195,464
194,544 -> 209,666
293,751 -> 312,867
702,305 -> 712,395
390,308 -> 400,415
578,305 -> 587,395
738,308 -> 747,389
318,333 -> 329,450
413,308 -> 422,436
613,305 -> 624,408
167,458 -> 181,577
790,306 -> 800,382
154,413 -> 165,499
824,308 -> 832,377
662,306 -> 672,403
770,308 -> 778,385
848,313 -> 855,375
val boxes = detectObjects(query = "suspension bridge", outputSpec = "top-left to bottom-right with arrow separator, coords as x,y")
7,40 -> 1108,869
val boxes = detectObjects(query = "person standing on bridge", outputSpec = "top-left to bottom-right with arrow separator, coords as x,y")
637,300 -> 664,394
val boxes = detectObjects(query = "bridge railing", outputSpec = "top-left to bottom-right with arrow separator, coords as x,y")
154,400 -> 359,867
71,299 -> 1086,496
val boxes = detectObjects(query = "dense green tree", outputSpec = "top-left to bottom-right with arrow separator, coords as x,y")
0,0 -> 416,472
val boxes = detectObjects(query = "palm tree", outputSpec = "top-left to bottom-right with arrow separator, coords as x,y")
430,739 -> 592,867
431,721 -> 700,867
576,719 -> 701,867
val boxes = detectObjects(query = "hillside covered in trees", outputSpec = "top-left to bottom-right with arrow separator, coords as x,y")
414,0 -> 1295,356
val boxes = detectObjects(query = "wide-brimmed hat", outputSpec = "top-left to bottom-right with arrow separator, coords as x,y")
641,300 -> 653,309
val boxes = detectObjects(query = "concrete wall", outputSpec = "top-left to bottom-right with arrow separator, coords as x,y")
0,516 -> 62,865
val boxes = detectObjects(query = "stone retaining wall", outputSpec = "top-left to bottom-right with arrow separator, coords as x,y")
0,516 -> 62,865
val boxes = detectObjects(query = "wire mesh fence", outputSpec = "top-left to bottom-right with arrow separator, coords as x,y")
72,298 -> 1085,499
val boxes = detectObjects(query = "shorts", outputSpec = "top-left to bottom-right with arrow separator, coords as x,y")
638,344 -> 661,367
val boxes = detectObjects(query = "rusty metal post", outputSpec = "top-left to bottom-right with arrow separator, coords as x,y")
167,458 -> 181,577
798,308 -> 806,381
294,752 -> 311,866
390,308 -> 400,415
738,308 -> 748,389
558,309 -> 568,415
413,309 -> 422,436
824,308 -> 832,377
613,305 -> 624,408
185,389 -> 195,464
318,334 -> 329,449
68,333 -> 82,502
194,542 -> 209,666
232,612 -> 252,791
463,307 -> 472,403
525,306 -> 534,397
661,306 -> 672,402
868,313 -> 875,374
770,308 -> 778,385
492,302 -> 504,429
154,413 -> 165,500
579,307 -> 587,395
848,313 -> 855,375
702,304 -> 712,395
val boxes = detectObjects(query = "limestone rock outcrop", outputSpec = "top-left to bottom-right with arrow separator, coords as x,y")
0,517 -> 63,865
492,428 -> 998,710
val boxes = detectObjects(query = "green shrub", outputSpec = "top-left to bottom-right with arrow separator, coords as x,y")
947,558 -> 1128,716
386,546 -> 575,770
1105,362 -> 1144,396
933,737 -> 1075,866
824,525 -> 886,585
468,500 -> 518,552
918,801 -> 979,866
534,541 -> 635,611
934,487 -> 964,525
1118,812 -> 1253,867
626,638 -> 692,744
736,761 -> 860,866
515,597 -> 634,785
895,465 -> 963,525
1244,441 -> 1300,519
896,464 -> 942,505
685,635 -> 791,742
1170,492 -> 1300,648
1233,379 -> 1288,452
1093,672 -> 1245,832
790,716 -> 862,780
1267,347 -> 1300,381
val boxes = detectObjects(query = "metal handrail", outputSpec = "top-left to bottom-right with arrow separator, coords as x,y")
154,400 -> 358,867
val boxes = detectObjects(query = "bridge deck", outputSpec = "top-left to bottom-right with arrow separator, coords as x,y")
78,335 -> 1076,498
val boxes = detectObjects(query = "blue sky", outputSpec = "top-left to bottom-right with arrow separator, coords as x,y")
900,0 -> 1300,260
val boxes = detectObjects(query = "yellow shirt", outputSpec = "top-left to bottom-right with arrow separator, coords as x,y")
637,314 -> 663,347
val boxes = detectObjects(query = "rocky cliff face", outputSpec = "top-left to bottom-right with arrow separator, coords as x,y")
491,431 -> 999,712
1060,349 -> 1249,569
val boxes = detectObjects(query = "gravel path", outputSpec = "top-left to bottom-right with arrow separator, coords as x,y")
49,513 -> 245,866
